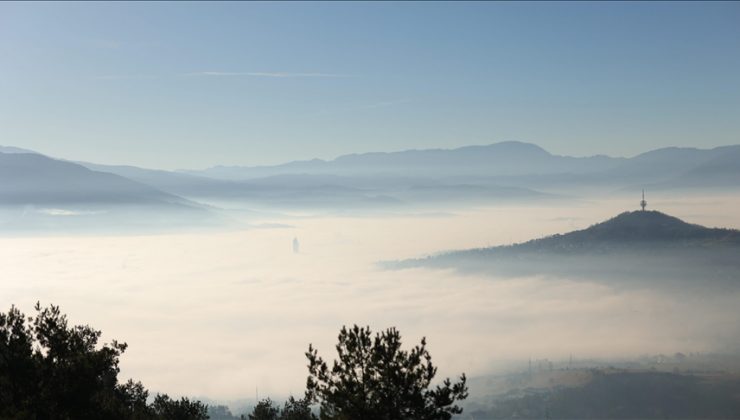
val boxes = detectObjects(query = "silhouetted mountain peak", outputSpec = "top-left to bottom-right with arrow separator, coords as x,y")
530,210 -> 740,248
576,211 -> 710,241
389,210 -> 740,273
483,140 -> 550,154
331,141 -> 552,165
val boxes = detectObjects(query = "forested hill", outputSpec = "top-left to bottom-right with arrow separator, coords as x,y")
387,211 -> 740,281
514,211 -> 740,252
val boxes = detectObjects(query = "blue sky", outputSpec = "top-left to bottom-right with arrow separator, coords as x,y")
1,1 -> 739,169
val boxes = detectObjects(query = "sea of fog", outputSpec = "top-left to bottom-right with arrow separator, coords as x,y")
2,194 -> 740,403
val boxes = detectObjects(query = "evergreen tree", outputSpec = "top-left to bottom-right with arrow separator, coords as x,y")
280,396 -> 317,420
0,303 -> 208,420
305,325 -> 467,420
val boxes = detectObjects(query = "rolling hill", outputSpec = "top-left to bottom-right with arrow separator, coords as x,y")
388,211 -> 740,283
0,152 -> 220,233
0,152 -> 196,207
512,210 -> 740,251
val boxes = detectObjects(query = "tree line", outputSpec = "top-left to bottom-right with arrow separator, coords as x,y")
0,304 -> 467,419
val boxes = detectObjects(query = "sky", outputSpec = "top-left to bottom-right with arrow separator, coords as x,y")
1,1 -> 739,170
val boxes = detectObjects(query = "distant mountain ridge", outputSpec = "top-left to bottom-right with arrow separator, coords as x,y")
0,152 -> 197,208
184,141 -> 626,180
8,142 -> 740,187
3,141 -> 740,213
177,141 -> 740,195
0,151 -> 221,233
75,145 -> 557,208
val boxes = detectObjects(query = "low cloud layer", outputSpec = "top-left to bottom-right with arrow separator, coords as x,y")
2,195 -> 740,401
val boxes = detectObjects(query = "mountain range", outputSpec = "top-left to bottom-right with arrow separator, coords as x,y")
0,152 -> 193,207
0,152 -> 214,233
179,141 -> 740,191
77,142 -> 740,207
183,141 -> 624,179
1,141 -> 738,221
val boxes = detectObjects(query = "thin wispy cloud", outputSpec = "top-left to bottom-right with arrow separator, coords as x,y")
187,71 -> 353,78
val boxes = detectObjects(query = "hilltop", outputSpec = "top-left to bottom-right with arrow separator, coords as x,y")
387,211 -> 740,283
407,210 -> 740,258
515,211 -> 740,252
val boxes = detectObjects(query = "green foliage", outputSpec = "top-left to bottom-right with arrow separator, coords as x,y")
2,305 -> 467,420
280,396 -> 316,420
246,397 -> 316,420
305,325 -> 468,420
152,394 -> 210,420
0,303 -> 208,420
248,398 -> 280,420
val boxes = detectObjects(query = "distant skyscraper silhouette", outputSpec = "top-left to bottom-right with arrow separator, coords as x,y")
640,190 -> 647,211
293,237 -> 300,254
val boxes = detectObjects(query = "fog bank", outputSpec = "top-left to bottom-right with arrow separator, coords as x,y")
2,194 -> 739,401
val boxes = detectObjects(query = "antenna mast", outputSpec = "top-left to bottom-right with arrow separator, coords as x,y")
640,190 -> 647,211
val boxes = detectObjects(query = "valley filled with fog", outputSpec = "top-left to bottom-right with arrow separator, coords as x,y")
4,3 -> 740,417
3,192 -> 740,408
